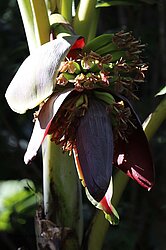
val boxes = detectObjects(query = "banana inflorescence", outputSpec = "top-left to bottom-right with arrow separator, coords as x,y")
54,30 -> 147,102
84,30 -> 145,63
83,34 -> 115,52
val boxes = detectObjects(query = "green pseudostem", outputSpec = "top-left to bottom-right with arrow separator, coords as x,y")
17,0 -> 83,248
73,0 -> 99,42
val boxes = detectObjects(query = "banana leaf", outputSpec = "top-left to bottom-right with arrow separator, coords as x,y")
96,0 -> 157,7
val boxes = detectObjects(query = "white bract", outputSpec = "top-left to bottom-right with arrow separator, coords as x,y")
5,36 -> 78,114
24,89 -> 73,164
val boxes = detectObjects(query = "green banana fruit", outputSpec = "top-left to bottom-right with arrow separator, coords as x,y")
84,34 -> 114,52
94,90 -> 115,105
110,50 -> 126,62
76,94 -> 88,108
63,72 -> 76,81
84,34 -> 127,62
95,42 -> 118,55
72,61 -> 81,74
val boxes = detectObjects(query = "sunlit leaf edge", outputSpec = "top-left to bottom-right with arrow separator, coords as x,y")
96,0 -> 141,7
96,0 -> 157,7
155,86 -> 166,97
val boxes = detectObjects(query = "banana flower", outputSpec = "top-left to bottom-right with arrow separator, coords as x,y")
5,31 -> 154,224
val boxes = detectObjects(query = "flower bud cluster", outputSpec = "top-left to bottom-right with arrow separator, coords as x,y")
56,31 -> 147,99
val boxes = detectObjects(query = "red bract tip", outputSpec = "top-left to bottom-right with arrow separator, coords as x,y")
67,37 -> 85,59
113,95 -> 155,190
70,37 -> 85,50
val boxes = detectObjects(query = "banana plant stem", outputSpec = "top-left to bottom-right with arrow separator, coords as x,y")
60,0 -> 73,23
42,136 -> 83,246
17,0 -> 37,53
30,0 -> 50,46
73,0 -> 98,42
87,8 -> 100,42
143,98 -> 166,140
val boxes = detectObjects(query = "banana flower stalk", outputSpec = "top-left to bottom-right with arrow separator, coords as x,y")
5,30 -> 154,224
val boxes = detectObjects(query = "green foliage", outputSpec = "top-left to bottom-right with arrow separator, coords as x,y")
0,179 -> 38,231
96,0 -> 157,7
155,86 -> 166,96
96,0 -> 140,7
